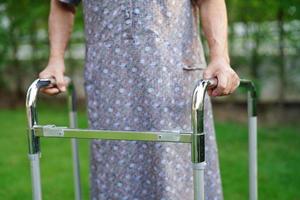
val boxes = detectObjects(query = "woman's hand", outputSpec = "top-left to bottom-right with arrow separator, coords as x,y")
203,57 -> 240,97
39,59 -> 67,95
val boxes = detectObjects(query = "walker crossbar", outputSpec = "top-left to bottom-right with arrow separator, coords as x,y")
33,125 -> 192,143
25,78 -> 257,200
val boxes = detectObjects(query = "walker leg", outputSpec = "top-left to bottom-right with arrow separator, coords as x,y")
28,153 -> 42,200
247,91 -> 258,200
193,163 -> 206,200
249,116 -> 257,200
191,80 -> 212,200
69,92 -> 81,200
71,139 -> 81,200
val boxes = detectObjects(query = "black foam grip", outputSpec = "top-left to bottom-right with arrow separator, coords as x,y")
59,0 -> 81,6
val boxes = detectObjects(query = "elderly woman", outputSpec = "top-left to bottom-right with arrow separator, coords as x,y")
39,0 -> 239,199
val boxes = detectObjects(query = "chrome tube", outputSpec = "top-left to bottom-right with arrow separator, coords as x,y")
191,79 -> 216,200
26,78 -> 53,200
191,79 -> 216,163
26,79 -> 53,154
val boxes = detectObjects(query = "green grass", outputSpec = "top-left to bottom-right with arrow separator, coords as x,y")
217,122 -> 300,200
0,104 -> 299,200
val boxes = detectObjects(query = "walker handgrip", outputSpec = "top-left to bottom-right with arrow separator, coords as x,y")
207,78 -> 218,89
39,76 -> 71,89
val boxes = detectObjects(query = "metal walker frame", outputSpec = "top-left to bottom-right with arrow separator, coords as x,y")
26,78 -> 257,200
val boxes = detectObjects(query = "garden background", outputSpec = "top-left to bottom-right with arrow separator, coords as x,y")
0,1 -> 299,199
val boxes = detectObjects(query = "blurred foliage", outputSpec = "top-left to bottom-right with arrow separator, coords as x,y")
0,1 -> 83,103
0,1 -> 48,94
0,0 -> 299,103
226,0 -> 300,100
227,0 -> 300,22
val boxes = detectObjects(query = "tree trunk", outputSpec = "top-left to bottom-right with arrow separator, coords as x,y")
9,21 -> 23,107
11,37 -> 24,104
250,24 -> 260,80
277,7 -> 286,104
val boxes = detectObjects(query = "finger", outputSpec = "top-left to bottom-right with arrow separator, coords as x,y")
224,74 -> 234,95
40,87 -> 60,95
56,74 -> 66,92
235,76 -> 240,89
226,73 -> 237,94
212,72 -> 228,96
230,74 -> 240,93
40,87 -> 59,93
207,88 -> 213,96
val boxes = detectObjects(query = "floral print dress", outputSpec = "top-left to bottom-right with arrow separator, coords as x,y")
78,0 -> 224,199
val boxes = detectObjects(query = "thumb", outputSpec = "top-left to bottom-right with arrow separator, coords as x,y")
56,74 -> 66,92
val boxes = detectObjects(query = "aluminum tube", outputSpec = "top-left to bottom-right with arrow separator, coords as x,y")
248,92 -> 258,200
193,163 -> 206,200
28,154 -> 42,200
71,139 -> 81,200
67,80 -> 82,200
33,126 -> 191,143
69,110 -> 82,200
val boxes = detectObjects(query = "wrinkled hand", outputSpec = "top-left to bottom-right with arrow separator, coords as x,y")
203,58 -> 240,97
39,59 -> 67,95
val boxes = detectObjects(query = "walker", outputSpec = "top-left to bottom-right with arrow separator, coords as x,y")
25,77 -> 257,200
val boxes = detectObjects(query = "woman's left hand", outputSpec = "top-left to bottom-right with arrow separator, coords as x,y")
203,57 -> 240,97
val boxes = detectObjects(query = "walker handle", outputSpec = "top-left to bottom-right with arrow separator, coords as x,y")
207,78 -> 218,89
39,76 -> 71,90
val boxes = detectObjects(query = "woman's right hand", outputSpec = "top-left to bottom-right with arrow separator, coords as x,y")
39,59 -> 67,95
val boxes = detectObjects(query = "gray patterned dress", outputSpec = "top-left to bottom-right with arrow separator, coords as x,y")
81,0 -> 223,199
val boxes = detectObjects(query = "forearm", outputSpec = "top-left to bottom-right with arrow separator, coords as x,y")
198,0 -> 229,63
197,0 -> 239,96
48,0 -> 75,62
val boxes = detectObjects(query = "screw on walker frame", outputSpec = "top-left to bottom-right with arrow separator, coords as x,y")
25,77 -> 257,200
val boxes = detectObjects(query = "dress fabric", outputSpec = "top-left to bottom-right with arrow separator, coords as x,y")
82,0 -> 223,199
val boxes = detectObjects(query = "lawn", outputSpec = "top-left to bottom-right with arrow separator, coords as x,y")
0,103 -> 299,200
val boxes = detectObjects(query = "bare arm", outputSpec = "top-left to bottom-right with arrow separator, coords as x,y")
49,0 -> 75,61
39,0 -> 76,94
197,0 -> 239,96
